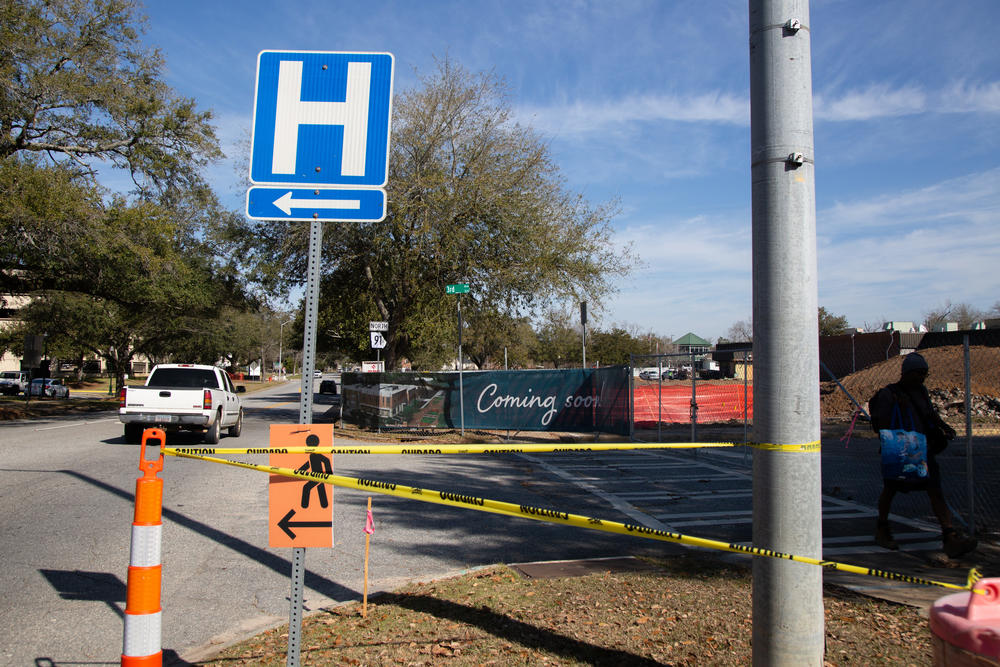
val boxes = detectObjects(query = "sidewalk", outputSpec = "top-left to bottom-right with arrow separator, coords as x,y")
819,538 -> 1000,612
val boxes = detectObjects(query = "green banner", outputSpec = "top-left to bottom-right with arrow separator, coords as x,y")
341,367 -> 629,434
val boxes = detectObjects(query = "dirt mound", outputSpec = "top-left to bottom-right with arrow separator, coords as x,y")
820,346 -> 1000,423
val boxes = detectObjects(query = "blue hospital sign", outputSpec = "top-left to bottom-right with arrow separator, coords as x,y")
249,51 -> 394,187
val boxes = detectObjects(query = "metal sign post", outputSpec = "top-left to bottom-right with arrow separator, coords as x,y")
457,295 -> 465,437
446,284 -> 469,436
283,220 -> 325,665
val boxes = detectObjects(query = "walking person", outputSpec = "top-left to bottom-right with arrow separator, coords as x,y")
870,353 -> 977,558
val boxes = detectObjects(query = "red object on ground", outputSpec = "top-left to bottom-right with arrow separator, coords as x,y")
930,578 -> 1000,665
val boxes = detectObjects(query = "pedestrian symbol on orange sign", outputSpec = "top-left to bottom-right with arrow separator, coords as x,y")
296,434 -> 332,508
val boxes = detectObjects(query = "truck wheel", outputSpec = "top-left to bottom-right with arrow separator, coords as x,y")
203,412 -> 221,444
124,424 -> 142,444
227,409 -> 243,438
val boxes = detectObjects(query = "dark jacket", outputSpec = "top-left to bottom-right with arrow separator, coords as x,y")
870,381 -> 950,455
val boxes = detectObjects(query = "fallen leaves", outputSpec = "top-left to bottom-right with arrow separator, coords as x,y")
206,559 -> 934,666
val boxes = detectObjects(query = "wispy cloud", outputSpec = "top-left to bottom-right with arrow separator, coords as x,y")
815,85 -> 927,120
815,81 -> 1000,120
817,168 -> 1000,325
942,81 -> 1000,113
516,92 -> 749,136
519,80 -> 1000,139
821,168 -> 1000,234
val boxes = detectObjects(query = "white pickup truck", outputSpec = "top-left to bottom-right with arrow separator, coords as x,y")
0,370 -> 30,395
119,364 -> 245,444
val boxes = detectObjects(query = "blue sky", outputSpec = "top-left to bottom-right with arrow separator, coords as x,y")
132,0 -> 1000,341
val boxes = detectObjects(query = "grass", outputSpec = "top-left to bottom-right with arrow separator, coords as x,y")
200,556 -> 934,666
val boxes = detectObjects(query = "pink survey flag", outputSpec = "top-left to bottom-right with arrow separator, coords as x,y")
364,507 -> 375,535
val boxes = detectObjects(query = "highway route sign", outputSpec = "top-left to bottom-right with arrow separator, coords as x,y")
370,331 -> 387,349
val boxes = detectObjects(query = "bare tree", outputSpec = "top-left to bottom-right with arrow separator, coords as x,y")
725,319 -> 753,342
922,301 -> 986,331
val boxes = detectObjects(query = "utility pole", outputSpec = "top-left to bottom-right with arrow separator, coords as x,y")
749,1 -> 824,664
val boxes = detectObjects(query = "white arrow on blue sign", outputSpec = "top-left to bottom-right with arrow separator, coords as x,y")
249,51 -> 394,187
246,187 -> 386,222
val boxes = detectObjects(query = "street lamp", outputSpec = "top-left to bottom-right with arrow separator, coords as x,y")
279,319 -> 293,378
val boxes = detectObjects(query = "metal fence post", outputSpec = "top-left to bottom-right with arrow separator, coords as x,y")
657,357 -> 663,442
690,350 -> 698,443
744,351 -> 750,464
964,334 -> 975,534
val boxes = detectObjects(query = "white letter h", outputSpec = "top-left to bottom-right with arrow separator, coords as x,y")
272,60 -> 371,176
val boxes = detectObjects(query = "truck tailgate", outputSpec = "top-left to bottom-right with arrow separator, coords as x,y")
122,387 -> 208,415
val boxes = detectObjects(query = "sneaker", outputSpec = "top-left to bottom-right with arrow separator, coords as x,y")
943,529 -> 977,558
875,522 -> 899,550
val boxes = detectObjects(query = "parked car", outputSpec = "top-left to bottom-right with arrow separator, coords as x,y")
638,369 -> 661,381
319,379 -> 338,395
0,370 -> 30,395
28,377 -> 69,398
314,370 -> 323,378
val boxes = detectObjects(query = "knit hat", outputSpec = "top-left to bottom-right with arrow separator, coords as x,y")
901,352 -> 929,376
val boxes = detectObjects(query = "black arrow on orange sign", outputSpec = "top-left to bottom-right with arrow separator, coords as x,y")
278,508 -> 332,540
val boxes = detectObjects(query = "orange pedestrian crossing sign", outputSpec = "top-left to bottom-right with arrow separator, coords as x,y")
268,424 -> 334,548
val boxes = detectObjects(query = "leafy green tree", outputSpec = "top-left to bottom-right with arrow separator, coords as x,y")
1,0 -> 219,193
463,308 -> 535,369
531,309 -> 580,368
818,306 -> 850,337
11,194 -> 251,386
237,59 -> 633,369
588,327 -> 648,366
15,292 -> 149,388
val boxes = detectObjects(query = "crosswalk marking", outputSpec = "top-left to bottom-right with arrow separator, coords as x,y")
526,448 -> 944,556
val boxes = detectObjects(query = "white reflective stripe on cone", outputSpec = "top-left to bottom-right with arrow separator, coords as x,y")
129,524 -> 162,568
122,610 -> 161,656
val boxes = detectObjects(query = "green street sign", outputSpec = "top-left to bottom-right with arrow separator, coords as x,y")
446,283 -> 470,294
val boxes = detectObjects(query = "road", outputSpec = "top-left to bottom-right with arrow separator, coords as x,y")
1,380 -> 987,664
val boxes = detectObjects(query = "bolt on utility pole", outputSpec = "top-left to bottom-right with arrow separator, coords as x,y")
749,1 -> 824,664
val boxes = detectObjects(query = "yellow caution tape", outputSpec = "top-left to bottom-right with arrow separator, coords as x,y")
750,440 -> 821,452
162,441 -> 825,455
162,442 -> 738,456
164,448 -> 979,593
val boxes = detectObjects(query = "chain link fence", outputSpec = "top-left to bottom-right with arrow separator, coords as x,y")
630,332 -> 1000,537
820,330 -> 1000,538
629,349 -> 752,444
